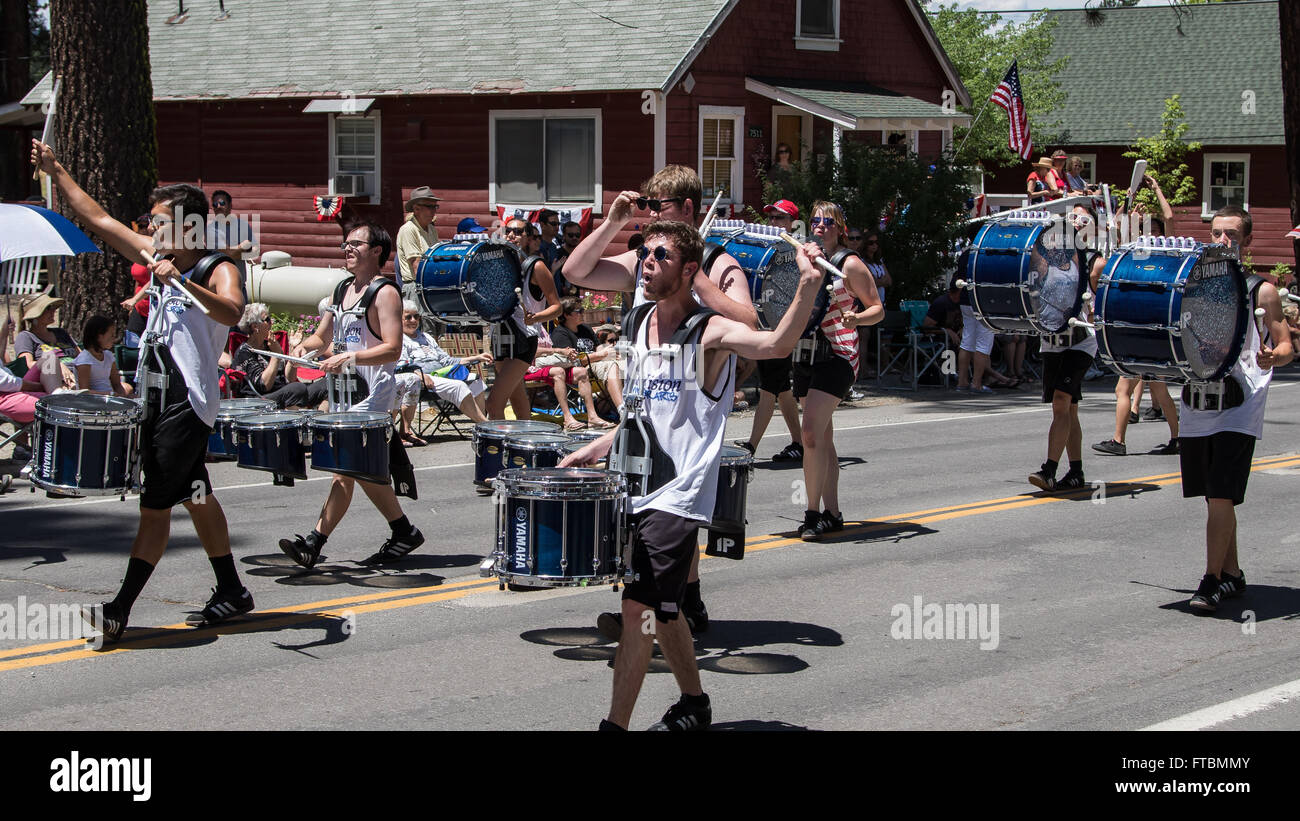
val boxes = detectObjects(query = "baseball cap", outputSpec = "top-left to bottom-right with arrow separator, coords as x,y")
457,217 -> 489,234
764,199 -> 798,219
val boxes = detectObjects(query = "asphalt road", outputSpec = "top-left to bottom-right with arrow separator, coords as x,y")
2,371 -> 1298,732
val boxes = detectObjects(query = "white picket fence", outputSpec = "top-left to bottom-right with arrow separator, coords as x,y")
0,257 -> 43,294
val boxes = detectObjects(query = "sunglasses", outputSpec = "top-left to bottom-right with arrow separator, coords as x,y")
403,314 -> 420,320
340,240 -> 372,250
847,235 -> 864,241
504,225 -> 527,235
810,217 -> 836,227
565,233 -> 581,240
635,197 -> 683,211
635,245 -> 673,262
212,200 -> 230,208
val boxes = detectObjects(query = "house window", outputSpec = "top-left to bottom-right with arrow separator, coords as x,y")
1072,153 -> 1097,183
1202,153 -> 1249,217
490,109 -> 602,207
796,0 -> 840,51
699,106 -> 744,208
329,113 -> 381,205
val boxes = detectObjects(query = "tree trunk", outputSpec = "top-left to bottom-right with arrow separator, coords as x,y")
48,0 -> 156,336
1280,0 -> 1300,270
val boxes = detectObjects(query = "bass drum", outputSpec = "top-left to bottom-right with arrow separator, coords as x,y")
415,240 -> 522,323
704,221 -> 829,335
966,218 -> 1088,335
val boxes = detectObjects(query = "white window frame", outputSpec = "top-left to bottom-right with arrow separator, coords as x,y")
881,129 -> 919,153
699,105 -> 745,211
771,105 -> 813,163
1201,152 -> 1250,219
329,111 -> 382,206
1072,152 -> 1098,184
795,0 -> 841,51
488,108 -> 603,212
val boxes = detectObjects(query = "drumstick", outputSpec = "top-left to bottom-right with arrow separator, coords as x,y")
138,249 -> 212,316
777,232 -> 840,295
697,189 -> 726,237
32,76 -> 60,182
1254,307 -> 1267,338
248,347 -> 326,369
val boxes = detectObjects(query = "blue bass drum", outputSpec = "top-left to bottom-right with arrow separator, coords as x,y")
415,239 -> 522,323
1094,240 -> 1247,383
31,394 -> 141,497
491,468 -> 627,588
967,218 -> 1088,335
309,411 -> 392,484
233,411 -> 310,480
208,397 -> 275,460
704,221 -> 829,334
471,419 -> 561,487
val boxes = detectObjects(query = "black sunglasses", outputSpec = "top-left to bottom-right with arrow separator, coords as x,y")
635,245 -> 672,262
847,235 -> 864,241
565,233 -> 581,239
635,197 -> 683,211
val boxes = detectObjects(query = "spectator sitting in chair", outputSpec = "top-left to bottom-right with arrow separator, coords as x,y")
0,310 -> 48,463
14,293 -> 79,391
73,314 -> 133,397
922,282 -> 963,349
524,325 -> 615,433
550,297 -> 623,409
393,300 -> 491,444
231,303 -> 329,410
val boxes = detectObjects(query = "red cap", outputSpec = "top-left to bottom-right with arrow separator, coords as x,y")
764,199 -> 798,218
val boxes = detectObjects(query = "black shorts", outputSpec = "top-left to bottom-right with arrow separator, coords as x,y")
792,356 -> 855,400
1040,349 -> 1093,404
1180,431 -> 1256,506
496,318 -> 539,364
621,509 -> 700,622
757,356 -> 793,396
140,398 -> 213,510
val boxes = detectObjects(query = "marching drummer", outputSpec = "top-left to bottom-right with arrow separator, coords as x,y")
31,139 -> 254,641
278,222 -> 425,568
561,220 -> 827,730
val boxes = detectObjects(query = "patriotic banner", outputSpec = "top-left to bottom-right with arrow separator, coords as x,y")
313,195 -> 344,222
989,61 -> 1032,161
496,204 -> 593,235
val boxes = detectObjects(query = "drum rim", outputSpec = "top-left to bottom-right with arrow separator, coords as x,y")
233,412 -> 311,429
495,467 -> 626,494
34,394 -> 142,425
309,411 -> 392,428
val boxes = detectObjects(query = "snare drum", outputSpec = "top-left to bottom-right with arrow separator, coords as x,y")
1094,240 -> 1248,383
966,218 -> 1088,335
415,239 -> 522,323
233,411 -> 310,480
705,221 -> 829,333
491,467 -> 627,588
208,398 -> 275,460
712,445 -> 753,532
471,420 -> 561,487
32,394 -> 141,497
503,432 -> 570,470
309,411 -> 392,484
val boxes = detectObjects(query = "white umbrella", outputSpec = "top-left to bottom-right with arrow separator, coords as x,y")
0,203 -> 100,263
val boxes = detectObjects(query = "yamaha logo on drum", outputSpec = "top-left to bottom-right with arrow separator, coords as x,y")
513,504 -> 529,567
477,250 -> 505,262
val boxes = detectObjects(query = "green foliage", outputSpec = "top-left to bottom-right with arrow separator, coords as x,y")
926,4 -> 1069,174
757,143 -> 971,306
1268,262 -> 1294,288
1122,95 -> 1201,211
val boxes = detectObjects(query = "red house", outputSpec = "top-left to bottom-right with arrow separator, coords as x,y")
24,0 -> 970,269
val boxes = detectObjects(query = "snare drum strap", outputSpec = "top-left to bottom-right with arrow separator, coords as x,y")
331,276 -> 402,340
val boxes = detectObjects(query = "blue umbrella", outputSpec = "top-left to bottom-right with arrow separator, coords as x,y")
0,203 -> 101,263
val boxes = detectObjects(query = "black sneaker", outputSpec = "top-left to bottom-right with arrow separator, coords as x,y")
1151,439 -> 1180,456
1142,406 -> 1164,421
1128,410 -> 1140,425
598,718 -> 626,732
1092,439 -> 1126,456
279,534 -> 323,569
597,611 -> 623,642
732,439 -> 756,456
186,586 -> 254,627
685,601 -> 709,634
81,601 -> 126,644
799,510 -> 824,541
648,693 -> 712,731
821,510 -> 845,533
1189,574 -> 1223,613
1219,570 -> 1246,600
1028,465 -> 1056,492
361,526 -> 425,566
772,441 -> 804,462
1056,470 -> 1086,492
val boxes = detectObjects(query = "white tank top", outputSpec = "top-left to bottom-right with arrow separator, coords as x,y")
330,279 -> 397,412
628,305 -> 735,520
509,259 -> 545,338
1178,293 -> 1272,440
158,264 -> 228,427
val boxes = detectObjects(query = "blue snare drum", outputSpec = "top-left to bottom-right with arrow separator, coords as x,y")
471,420 -> 561,487
1094,240 -> 1247,383
32,394 -> 141,497
415,239 -> 522,323
233,411 -> 310,480
966,218 -> 1087,335
309,411 -> 392,484
208,398 -> 274,460
503,432 -> 570,470
491,468 -> 627,588
705,221 -> 828,334
711,445 -> 753,533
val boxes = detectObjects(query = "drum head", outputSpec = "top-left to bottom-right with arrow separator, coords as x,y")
753,247 -> 828,333
473,420 -> 561,439
217,398 -> 275,419
1180,253 -> 1247,381
720,444 -> 753,465
235,411 -> 308,429
496,467 -> 625,496
36,393 -> 141,424
464,242 -> 523,322
505,432 -> 570,451
312,411 -> 390,428
969,221 -> 1084,335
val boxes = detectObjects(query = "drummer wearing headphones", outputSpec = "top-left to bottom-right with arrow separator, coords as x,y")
31,139 -> 253,641
279,222 -> 425,568
562,220 -> 827,730
1182,206 -> 1293,612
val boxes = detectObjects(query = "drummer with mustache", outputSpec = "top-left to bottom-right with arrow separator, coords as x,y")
562,220 -> 825,731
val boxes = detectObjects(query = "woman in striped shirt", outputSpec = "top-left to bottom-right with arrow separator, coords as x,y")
796,201 -> 884,540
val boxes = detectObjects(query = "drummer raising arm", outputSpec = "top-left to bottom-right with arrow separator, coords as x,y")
31,138 -> 252,641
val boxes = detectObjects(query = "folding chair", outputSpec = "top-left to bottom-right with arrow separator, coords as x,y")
899,300 -> 952,390
1,257 -> 43,295
875,310 -> 912,384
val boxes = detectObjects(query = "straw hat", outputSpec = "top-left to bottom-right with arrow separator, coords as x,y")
1033,157 -> 1053,170
21,292 -> 63,322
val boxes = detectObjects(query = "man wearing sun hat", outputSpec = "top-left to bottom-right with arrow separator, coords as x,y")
395,186 -> 442,286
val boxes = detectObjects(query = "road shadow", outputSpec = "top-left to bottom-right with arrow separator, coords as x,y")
80,610 -> 353,654
771,519 -> 938,545
239,552 -> 476,590
1023,481 -> 1162,502
521,619 -> 842,676
0,511 -> 258,567
1146,581 -> 1300,622
712,719 -> 813,731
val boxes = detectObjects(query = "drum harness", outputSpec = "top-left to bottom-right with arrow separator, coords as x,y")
325,275 -> 400,412
792,246 -> 855,365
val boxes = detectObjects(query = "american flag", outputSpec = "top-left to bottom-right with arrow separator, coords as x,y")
989,61 -> 1032,160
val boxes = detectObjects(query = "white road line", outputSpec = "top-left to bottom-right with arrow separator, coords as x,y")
1141,677 -> 1300,730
